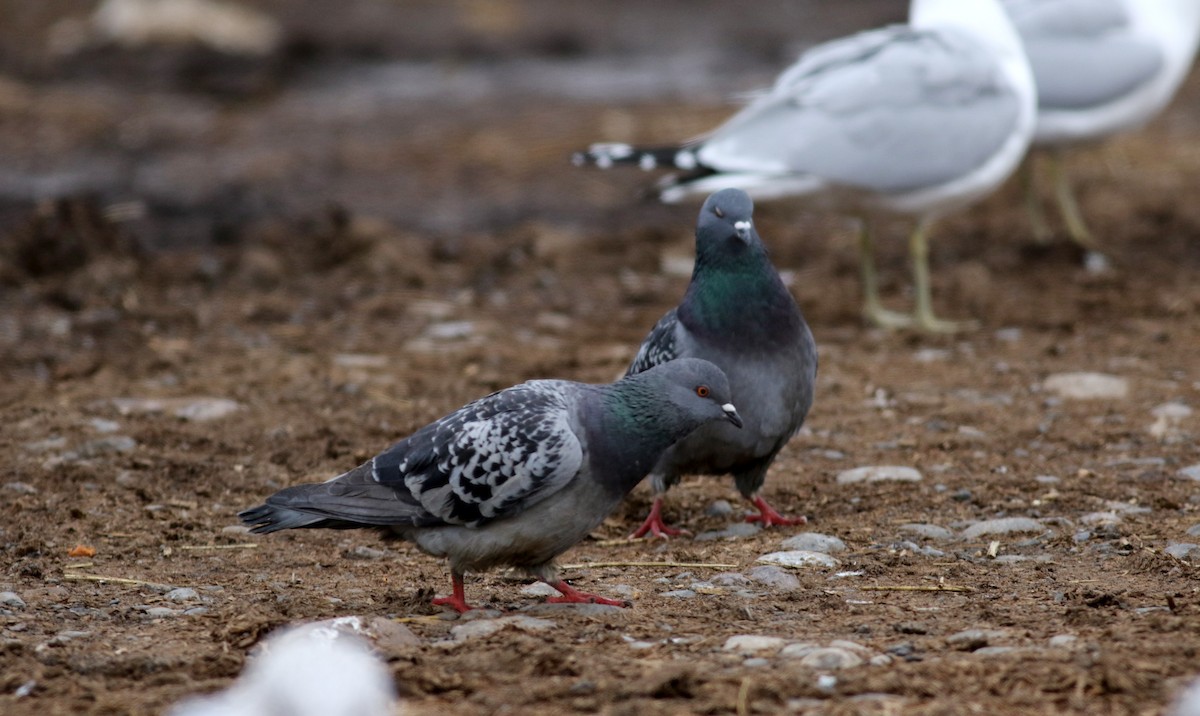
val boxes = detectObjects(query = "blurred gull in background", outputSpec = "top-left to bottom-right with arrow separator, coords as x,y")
1001,0 -> 1200,256
576,0 -> 1036,332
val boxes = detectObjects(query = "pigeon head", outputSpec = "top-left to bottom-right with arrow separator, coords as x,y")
696,188 -> 759,255
637,357 -> 742,430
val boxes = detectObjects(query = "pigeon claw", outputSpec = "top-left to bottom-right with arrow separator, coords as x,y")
433,574 -> 475,613
744,495 -> 807,528
628,497 -> 691,540
545,580 -> 631,608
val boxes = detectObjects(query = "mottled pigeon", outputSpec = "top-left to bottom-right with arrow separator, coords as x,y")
240,357 -> 741,612
575,0 -> 1036,332
625,188 -> 817,539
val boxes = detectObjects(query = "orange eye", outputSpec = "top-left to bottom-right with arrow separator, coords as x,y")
696,385 -> 710,398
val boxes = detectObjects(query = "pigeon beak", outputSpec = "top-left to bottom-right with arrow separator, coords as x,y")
722,403 -> 744,428
733,220 -> 752,244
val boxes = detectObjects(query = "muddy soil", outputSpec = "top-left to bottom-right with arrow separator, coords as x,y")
3,2 -> 1200,715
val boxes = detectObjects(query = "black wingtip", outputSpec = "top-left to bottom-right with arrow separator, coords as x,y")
239,503 -> 322,534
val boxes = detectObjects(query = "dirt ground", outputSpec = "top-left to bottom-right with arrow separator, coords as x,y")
3,2 -> 1200,715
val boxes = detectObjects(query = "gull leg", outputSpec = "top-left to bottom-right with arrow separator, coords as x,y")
1021,155 -> 1053,244
909,219 -> 978,333
544,580 -> 631,607
1049,150 -> 1099,252
856,219 -> 913,329
432,571 -> 474,613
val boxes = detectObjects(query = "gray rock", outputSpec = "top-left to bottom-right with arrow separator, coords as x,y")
184,607 -> 210,616
1080,512 -> 1121,526
747,565 -> 801,590
345,545 -> 387,560
1034,475 -> 1060,484
722,635 -> 786,654
2,482 -> 37,495
1186,524 -> 1200,538
743,657 -> 771,668
1043,372 -> 1129,400
221,524 -> 251,534
757,550 -> 840,569
974,646 -> 1021,656
869,654 -> 894,666
110,396 -> 242,422
142,607 -> 180,618
450,615 -> 554,641
519,582 -> 561,597
705,500 -> 734,517
77,435 -> 137,457
23,436 -> 67,453
795,647 -> 864,670
779,643 -> 819,658
1179,464 -> 1200,481
780,532 -> 846,554
836,466 -> 922,484
1148,402 -> 1192,442
946,629 -> 1006,651
1166,543 -> 1200,560
710,572 -> 750,587
961,517 -> 1044,539
661,589 -> 697,598
695,522 -> 762,541
521,602 -> 625,617
0,592 -> 26,609
898,523 -> 953,541
87,418 -> 121,433
301,615 -> 421,655
1048,634 -> 1078,648
164,587 -> 199,602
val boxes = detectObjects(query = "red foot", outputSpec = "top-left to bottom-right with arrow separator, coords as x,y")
432,574 -> 474,613
628,497 -> 691,539
545,580 -> 631,608
744,495 -> 807,527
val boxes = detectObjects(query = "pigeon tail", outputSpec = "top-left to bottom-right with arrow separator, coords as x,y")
572,142 -> 711,174
239,502 -> 328,533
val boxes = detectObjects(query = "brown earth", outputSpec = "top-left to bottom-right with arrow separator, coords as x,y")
3,2 -> 1200,715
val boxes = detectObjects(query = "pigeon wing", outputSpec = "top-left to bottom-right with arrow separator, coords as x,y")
626,308 -> 682,376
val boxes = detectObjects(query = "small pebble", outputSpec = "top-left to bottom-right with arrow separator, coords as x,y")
743,657 -> 770,668
143,607 -> 180,618
164,587 -> 199,602
1178,464 -> 1200,481
757,550 -> 840,569
520,582 -> 561,597
660,589 -> 697,599
722,635 -> 786,654
1048,634 -> 1078,648
1166,543 -> 1200,560
836,466 -> 922,484
961,517 -> 1044,539
746,565 -> 800,590
1043,372 -> 1128,400
796,647 -> 864,670
780,532 -> 846,554
450,615 -> 554,641
897,523 -> 953,541
695,522 -> 761,541
710,572 -> 750,587
0,592 -> 27,609
705,500 -> 733,517
3,482 -> 38,495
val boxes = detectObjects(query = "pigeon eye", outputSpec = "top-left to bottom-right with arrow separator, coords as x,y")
713,207 -> 725,218
696,385 -> 710,398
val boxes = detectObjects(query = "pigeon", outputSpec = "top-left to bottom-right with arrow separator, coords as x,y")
1001,0 -> 1200,251
240,357 -> 741,612
624,189 -> 817,538
169,625 -> 396,716
575,0 -> 1036,333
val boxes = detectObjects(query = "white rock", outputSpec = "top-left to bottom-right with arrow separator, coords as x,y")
0,591 -> 27,609
1043,372 -> 1128,400
519,582 -> 561,597
780,533 -> 846,554
1079,512 -> 1121,526
1048,634 -> 1078,648
780,643 -> 819,658
960,517 -> 1044,539
450,616 -> 554,642
3,482 -> 37,495
722,635 -> 786,654
1166,543 -> 1200,560
836,466 -> 922,484
165,587 -> 199,602
746,565 -> 800,590
1178,464 -> 1200,481
1150,403 -> 1192,442
111,397 -> 242,422
757,550 -> 840,569
796,647 -> 864,670
898,523 -> 953,541
93,0 -> 282,56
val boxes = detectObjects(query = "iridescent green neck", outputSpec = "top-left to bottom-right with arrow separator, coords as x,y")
680,246 -> 800,344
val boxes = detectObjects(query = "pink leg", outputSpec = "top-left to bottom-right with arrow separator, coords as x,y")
744,495 -> 807,527
544,580 -> 631,608
628,497 -> 691,539
431,572 -> 474,613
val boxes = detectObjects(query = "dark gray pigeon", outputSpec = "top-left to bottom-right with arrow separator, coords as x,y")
625,188 -> 817,538
240,357 -> 741,612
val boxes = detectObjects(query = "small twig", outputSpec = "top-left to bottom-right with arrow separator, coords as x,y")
63,573 -> 170,589
178,544 -> 259,552
860,584 -> 972,593
591,538 -> 640,547
166,500 -> 198,509
560,561 -> 736,570
987,540 -> 1000,558
64,562 -> 95,570
105,533 -> 136,538
737,678 -> 751,716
